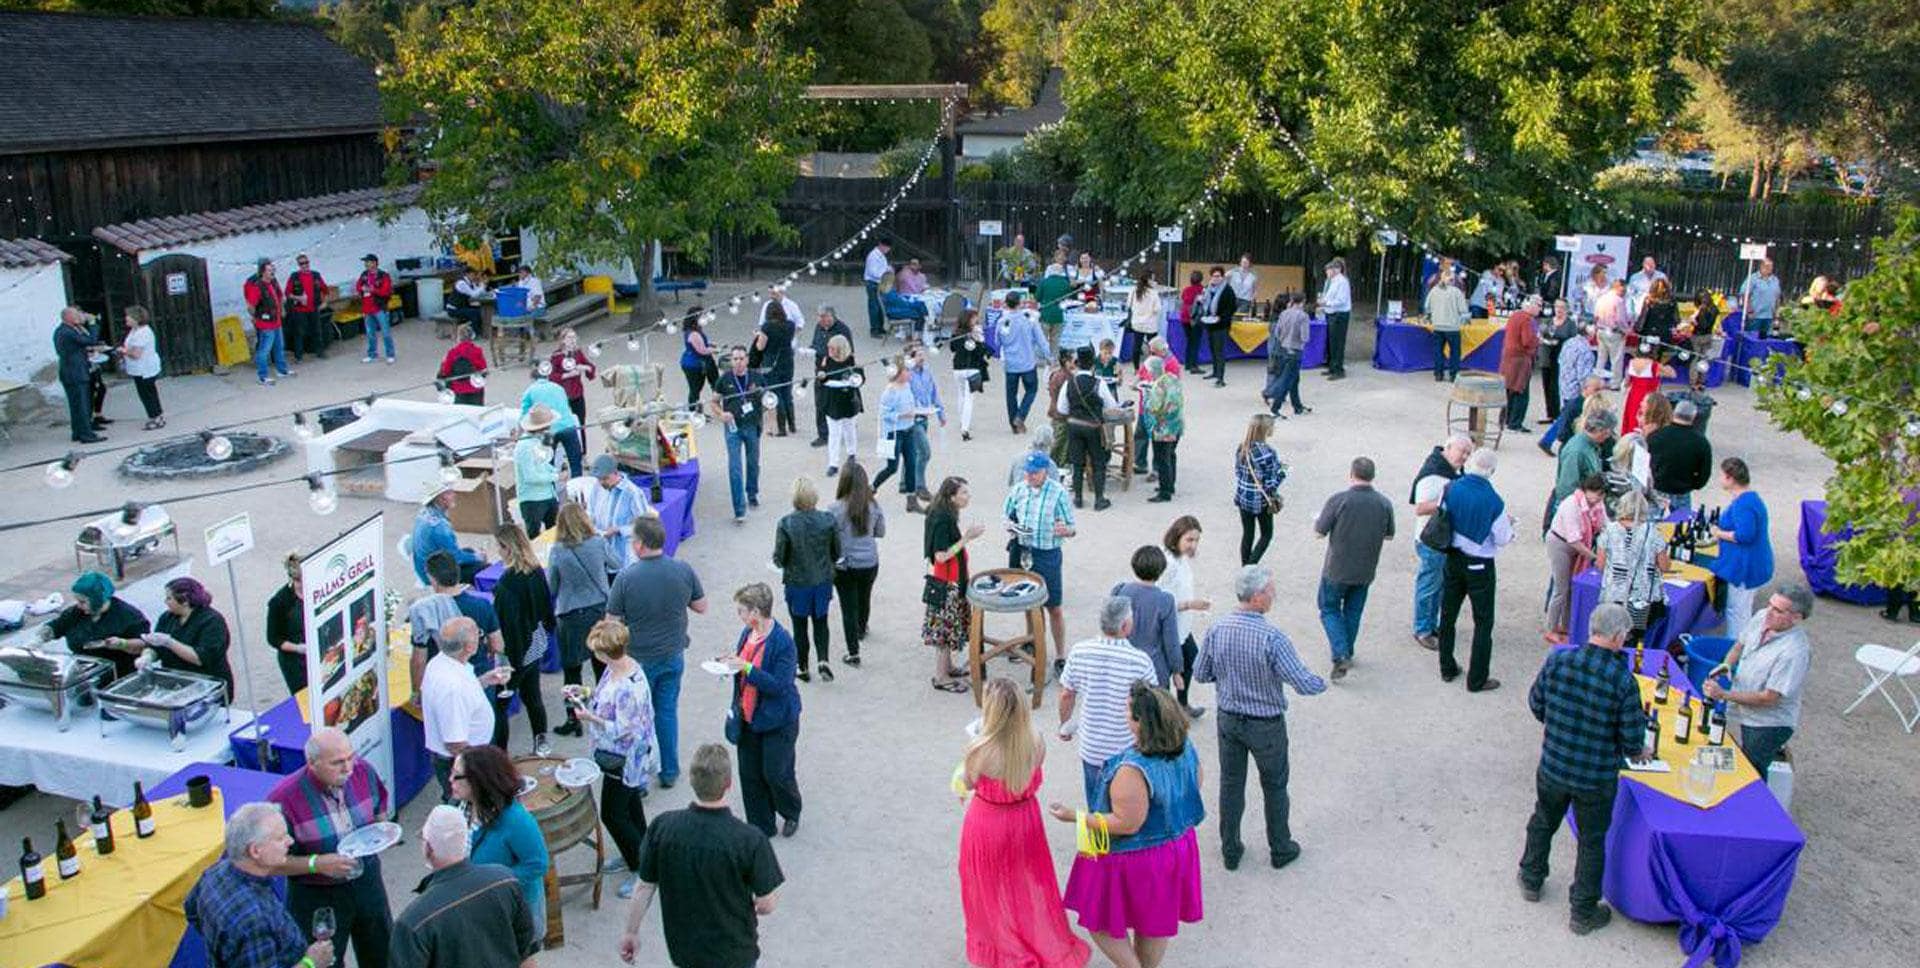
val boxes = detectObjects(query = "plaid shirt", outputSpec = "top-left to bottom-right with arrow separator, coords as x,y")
1194,610 -> 1326,717
1528,643 -> 1646,790
186,859 -> 308,968
267,759 -> 390,887
1003,478 -> 1075,551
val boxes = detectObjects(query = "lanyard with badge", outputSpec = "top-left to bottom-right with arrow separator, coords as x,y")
732,372 -> 754,417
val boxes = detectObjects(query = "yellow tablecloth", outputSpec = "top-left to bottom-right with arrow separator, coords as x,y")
1228,318 -> 1268,353
1662,559 -> 1718,604
1624,675 -> 1760,809
2,791 -> 224,968
1400,315 -> 1504,357
295,636 -> 413,725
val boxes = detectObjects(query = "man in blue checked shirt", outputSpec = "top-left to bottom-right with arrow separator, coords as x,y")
1004,452 -> 1075,670
997,292 -> 1051,433
1195,564 -> 1326,872
1518,602 -> 1648,936
186,802 -> 335,968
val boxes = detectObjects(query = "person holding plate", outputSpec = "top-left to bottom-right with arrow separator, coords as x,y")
265,727 -> 395,968
717,582 -> 803,839
573,617 -> 658,899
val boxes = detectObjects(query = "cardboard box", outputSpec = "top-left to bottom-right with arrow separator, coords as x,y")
444,475 -> 505,535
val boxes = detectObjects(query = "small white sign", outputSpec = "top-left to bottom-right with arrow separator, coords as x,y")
977,220 -> 1004,238
165,272 -> 189,296
1739,242 -> 1768,261
1375,230 -> 1400,246
1157,226 -> 1184,244
1554,235 -> 1581,253
204,512 -> 254,566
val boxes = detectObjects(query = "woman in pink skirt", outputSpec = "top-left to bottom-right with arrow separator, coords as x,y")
1048,683 -> 1204,967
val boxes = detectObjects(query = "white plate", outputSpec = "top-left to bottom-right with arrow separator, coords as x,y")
700,659 -> 735,676
554,758 -> 602,789
337,821 -> 402,858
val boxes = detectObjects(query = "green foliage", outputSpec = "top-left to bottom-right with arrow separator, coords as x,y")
385,0 -> 811,319
722,0 -> 936,150
1059,0 -> 1698,245
1758,206 -> 1920,589
979,0 -> 1067,108
0,0 -> 278,15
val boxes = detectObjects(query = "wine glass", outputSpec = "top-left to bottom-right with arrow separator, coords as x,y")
311,906 -> 336,943
493,654 -> 515,700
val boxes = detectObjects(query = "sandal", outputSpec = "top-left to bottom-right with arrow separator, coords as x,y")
932,677 -> 968,693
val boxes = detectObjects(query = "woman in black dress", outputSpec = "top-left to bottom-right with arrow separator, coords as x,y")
491,523 -> 558,755
922,476 -> 985,694
264,552 -> 309,693
43,571 -> 150,680
819,334 -> 864,477
109,577 -> 233,700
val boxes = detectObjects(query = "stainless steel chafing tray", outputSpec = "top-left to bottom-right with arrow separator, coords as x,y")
0,646 -> 113,731
96,667 -> 228,748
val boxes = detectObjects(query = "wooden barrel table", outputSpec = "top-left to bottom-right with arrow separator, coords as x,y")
966,568 -> 1050,708
513,755 -> 604,948
1447,372 -> 1508,449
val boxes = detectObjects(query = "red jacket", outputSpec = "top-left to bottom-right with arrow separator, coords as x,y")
244,275 -> 284,329
354,269 -> 393,316
285,269 -> 328,313
548,349 -> 596,400
438,340 -> 488,395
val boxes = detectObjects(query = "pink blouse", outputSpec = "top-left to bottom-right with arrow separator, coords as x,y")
1550,492 -> 1606,549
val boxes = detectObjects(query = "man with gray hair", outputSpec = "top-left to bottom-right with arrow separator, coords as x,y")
421,616 -> 508,802
1705,583 -> 1814,776
186,802 -> 334,968
390,805 -> 537,968
1313,457 -> 1395,678
1195,564 -> 1327,871
1519,602 -> 1648,935
266,726 -> 394,968
1646,398 -> 1713,513
1410,433 -> 1472,649
1437,448 -> 1513,692
1058,595 -> 1158,804
808,305 -> 853,446
1548,408 -> 1616,529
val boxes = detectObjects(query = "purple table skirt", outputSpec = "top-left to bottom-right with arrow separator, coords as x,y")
1567,566 -> 1720,653
1161,317 -> 1328,369
1797,499 -> 1889,605
147,763 -> 286,968
1371,319 -> 1504,373
231,700 -> 432,808
1730,334 -> 1801,388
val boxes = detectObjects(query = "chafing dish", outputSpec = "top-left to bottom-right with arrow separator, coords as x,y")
0,646 -> 112,731
74,502 -> 180,579
96,667 -> 228,748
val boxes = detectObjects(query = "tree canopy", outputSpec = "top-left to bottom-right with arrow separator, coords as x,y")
1759,206 -> 1920,589
384,0 -> 811,322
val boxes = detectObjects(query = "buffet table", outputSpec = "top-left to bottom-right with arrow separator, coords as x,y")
1373,317 -> 1504,373
1567,560 -> 1719,655
229,648 -> 431,808
1798,499 -> 1891,606
0,702 -> 252,807
1730,335 -> 1802,388
2,789 -> 228,968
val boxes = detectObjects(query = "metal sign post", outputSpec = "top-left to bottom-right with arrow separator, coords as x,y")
1374,230 -> 1399,318
1158,226 -> 1183,289
1555,235 -> 1580,307
204,513 -> 270,767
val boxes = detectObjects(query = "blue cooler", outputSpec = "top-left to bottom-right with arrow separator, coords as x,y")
1681,634 -> 1735,693
496,285 -> 530,317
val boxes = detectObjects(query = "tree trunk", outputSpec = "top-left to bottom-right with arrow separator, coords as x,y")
1748,157 -> 1763,199
624,239 -> 662,330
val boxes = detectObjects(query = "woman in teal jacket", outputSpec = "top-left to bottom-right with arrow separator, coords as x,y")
452,744 -> 551,924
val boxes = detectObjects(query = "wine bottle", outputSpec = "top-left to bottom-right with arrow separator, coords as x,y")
90,796 -> 115,856
1633,641 -> 1645,675
54,820 -> 79,879
1642,703 -> 1659,759
132,781 -> 155,838
1672,699 -> 1693,745
19,837 -> 46,900
1708,703 -> 1727,745
1654,665 -> 1671,705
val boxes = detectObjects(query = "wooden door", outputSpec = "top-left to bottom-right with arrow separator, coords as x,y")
138,253 -> 214,373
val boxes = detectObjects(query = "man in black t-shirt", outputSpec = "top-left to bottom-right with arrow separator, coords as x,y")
620,744 -> 784,968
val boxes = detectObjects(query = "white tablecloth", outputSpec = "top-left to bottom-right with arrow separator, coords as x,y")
0,700 -> 252,805
1059,309 -> 1125,351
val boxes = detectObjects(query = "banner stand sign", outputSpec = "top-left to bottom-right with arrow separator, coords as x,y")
299,513 -> 394,793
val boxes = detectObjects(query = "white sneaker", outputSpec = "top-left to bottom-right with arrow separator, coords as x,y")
533,736 -> 552,757
385,357 -> 396,365
362,356 -> 376,364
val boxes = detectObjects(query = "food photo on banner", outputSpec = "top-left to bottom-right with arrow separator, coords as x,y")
298,513 -> 395,792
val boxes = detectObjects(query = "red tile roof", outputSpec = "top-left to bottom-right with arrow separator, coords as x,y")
92,185 -> 423,255
0,237 -> 72,268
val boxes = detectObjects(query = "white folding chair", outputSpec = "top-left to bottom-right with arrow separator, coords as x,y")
1841,640 -> 1920,733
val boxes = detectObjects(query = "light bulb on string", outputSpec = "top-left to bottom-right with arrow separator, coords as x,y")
1830,399 -> 1849,416
587,343 -> 603,358
761,391 -> 778,409
607,419 -> 632,442
293,412 -> 319,439
729,300 -> 741,315
1796,386 -> 1813,401
627,333 -> 641,351
537,360 -> 553,377
203,432 -> 234,462
1906,421 -> 1920,437
792,381 -> 808,401
45,453 -> 78,489
470,373 -> 486,389
307,475 -> 337,516
666,320 -> 679,334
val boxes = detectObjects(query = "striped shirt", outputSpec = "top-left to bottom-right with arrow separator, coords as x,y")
1195,610 -> 1326,717
1003,478 -> 1075,551
1060,637 -> 1157,767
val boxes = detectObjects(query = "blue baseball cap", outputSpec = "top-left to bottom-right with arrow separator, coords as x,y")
1024,452 -> 1054,474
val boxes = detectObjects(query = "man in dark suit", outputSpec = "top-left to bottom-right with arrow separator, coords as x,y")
1201,265 -> 1238,387
53,307 -> 103,442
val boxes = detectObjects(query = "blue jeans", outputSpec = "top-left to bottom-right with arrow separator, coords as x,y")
363,309 -> 394,359
641,653 -> 685,782
1541,394 -> 1581,451
254,327 -> 287,379
1433,331 -> 1462,380
1081,759 -> 1102,806
1317,578 -> 1370,663
724,423 -> 761,516
865,280 -> 884,336
1004,368 -> 1038,424
1413,543 -> 1446,636
907,419 -> 931,491
1267,349 -> 1303,413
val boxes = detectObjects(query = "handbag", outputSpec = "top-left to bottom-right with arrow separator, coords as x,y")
524,625 -> 550,668
1241,445 -> 1284,514
923,574 -> 954,608
592,748 -> 626,775
1418,483 -> 1454,552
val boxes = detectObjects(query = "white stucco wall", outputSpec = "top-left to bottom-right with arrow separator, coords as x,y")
0,260 -> 74,384
137,207 -> 437,329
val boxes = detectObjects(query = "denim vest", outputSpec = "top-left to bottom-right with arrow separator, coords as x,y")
1094,741 -> 1205,853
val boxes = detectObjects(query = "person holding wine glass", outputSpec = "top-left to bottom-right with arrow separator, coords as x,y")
265,727 -> 394,968
184,802 -> 334,968
489,524 -> 556,755
572,616 -> 657,899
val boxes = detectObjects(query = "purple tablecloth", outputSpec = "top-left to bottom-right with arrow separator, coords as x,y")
151,762 -> 286,968
1371,319 -> 1503,373
1567,565 -> 1719,653
1161,317 -> 1328,369
1730,335 -> 1801,388
1797,499 -> 1889,605
231,699 -> 431,808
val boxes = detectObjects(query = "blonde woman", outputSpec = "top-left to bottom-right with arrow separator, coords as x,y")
1231,413 -> 1286,564
1613,392 -> 1672,496
820,334 -> 863,476
773,476 -> 841,682
957,678 -> 1090,968
570,617 -> 655,898
547,503 -> 616,737
490,524 -> 556,754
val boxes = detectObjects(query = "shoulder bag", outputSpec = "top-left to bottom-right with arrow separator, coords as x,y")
1418,482 -> 1454,552
1242,445 -> 1284,514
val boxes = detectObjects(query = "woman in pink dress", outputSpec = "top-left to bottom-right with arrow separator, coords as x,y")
1049,684 -> 1204,968
958,678 -> 1090,968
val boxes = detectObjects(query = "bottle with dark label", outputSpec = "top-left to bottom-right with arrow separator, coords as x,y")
1654,665 -> 1671,705
1708,703 -> 1727,745
54,820 -> 79,879
89,796 -> 115,856
1672,698 -> 1693,745
132,781 -> 155,838
1642,703 -> 1659,759
19,837 -> 46,900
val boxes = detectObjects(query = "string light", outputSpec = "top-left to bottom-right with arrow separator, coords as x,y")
45,453 -> 77,489
306,474 -> 337,516
293,412 -> 319,440
201,431 -> 233,462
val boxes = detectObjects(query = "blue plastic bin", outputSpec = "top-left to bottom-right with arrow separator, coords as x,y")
496,286 -> 530,317
1682,634 -> 1735,694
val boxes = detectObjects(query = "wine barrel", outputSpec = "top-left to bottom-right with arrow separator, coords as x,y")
513,755 -> 603,947
1450,373 -> 1506,408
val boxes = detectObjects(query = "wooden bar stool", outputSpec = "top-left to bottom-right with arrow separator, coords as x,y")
966,567 -> 1050,708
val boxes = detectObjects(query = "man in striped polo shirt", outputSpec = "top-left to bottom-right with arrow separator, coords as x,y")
1058,596 -> 1158,804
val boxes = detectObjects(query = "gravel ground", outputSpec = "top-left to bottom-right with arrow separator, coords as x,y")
2,281 -> 1916,967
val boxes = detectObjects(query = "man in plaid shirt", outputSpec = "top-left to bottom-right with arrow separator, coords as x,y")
1518,602 -> 1648,935
1005,452 -> 1077,671
186,802 -> 334,968
266,727 -> 394,968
